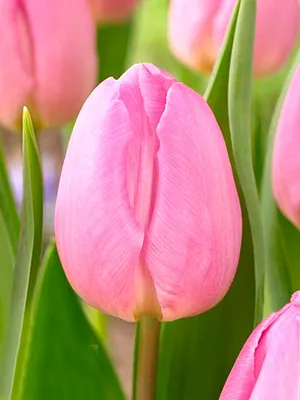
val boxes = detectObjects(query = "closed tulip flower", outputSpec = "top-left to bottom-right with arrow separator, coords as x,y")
168,0 -> 300,76
55,63 -> 242,322
90,0 -> 141,23
272,65 -> 300,229
220,291 -> 300,399
0,0 -> 97,131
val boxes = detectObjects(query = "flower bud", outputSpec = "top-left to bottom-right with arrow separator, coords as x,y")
220,291 -> 300,399
0,0 -> 97,131
90,0 -> 141,24
168,0 -> 300,76
55,63 -> 242,322
272,65 -> 300,229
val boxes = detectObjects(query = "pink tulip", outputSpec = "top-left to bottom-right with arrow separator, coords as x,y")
0,0 -> 97,131
168,0 -> 300,76
220,291 -> 300,399
90,0 -> 141,23
55,63 -> 242,322
272,65 -> 300,229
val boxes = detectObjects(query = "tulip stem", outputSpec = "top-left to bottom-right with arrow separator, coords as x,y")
133,315 -> 161,400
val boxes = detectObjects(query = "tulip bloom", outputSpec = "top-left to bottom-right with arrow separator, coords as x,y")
90,0 -> 141,23
220,291 -> 300,399
168,0 -> 300,76
55,63 -> 242,322
272,65 -> 300,229
0,0 -> 97,131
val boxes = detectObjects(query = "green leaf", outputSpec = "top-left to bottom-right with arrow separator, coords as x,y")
228,0 -> 264,323
0,140 -> 19,254
18,243 -> 125,400
157,1 -> 258,399
0,210 -> 14,363
0,108 -> 43,399
261,57 -> 300,314
97,20 -> 133,82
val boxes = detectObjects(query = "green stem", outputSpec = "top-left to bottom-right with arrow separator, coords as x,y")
133,315 -> 161,400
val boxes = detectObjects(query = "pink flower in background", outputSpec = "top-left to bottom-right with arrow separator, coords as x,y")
272,64 -> 300,230
168,0 -> 222,74
168,0 -> 300,76
0,0 -> 97,132
90,0 -> 141,23
55,63 -> 242,322
220,292 -> 300,399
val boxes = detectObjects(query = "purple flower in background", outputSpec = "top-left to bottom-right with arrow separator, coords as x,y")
9,155 -> 59,234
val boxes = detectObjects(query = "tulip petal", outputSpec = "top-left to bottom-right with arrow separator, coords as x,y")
219,303 -> 292,399
144,83 -> 242,321
272,65 -> 300,229
0,0 -> 33,128
253,0 -> 300,76
55,78 -> 144,321
250,304 -> 300,399
168,0 -> 223,72
117,64 -> 174,231
117,64 -> 175,316
118,63 -> 175,133
137,64 -> 175,131
24,0 -> 97,127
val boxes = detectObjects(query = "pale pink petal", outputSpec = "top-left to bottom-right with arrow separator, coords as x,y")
272,65 -> 300,229
119,64 -> 175,132
0,0 -> 33,129
144,83 -> 242,321
24,0 -> 97,127
55,79 -> 144,321
117,64 -> 174,316
253,0 -> 300,76
250,305 -> 300,399
220,303 -> 293,399
168,0 -> 222,73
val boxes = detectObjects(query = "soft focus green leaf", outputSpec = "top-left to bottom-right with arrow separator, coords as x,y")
228,0 -> 264,323
157,2 -> 257,399
0,210 -> 14,364
97,20 -> 133,82
0,141 -> 19,254
0,108 -> 43,399
18,243 -> 125,400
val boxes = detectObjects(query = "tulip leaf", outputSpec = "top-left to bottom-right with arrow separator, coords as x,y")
261,58 -> 300,314
0,108 -> 43,400
0,140 -> 19,254
228,0 -> 265,324
17,243 -> 125,400
0,141 -> 19,365
0,209 -> 14,365
157,1 -> 258,399
97,20 -> 133,82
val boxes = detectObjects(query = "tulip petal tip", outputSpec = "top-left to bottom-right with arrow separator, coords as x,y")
291,291 -> 300,305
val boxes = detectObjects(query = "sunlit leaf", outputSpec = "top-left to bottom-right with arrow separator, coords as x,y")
0,141 -> 19,254
0,108 -> 43,399
17,243 -> 125,400
0,210 -> 14,364
228,0 -> 264,323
